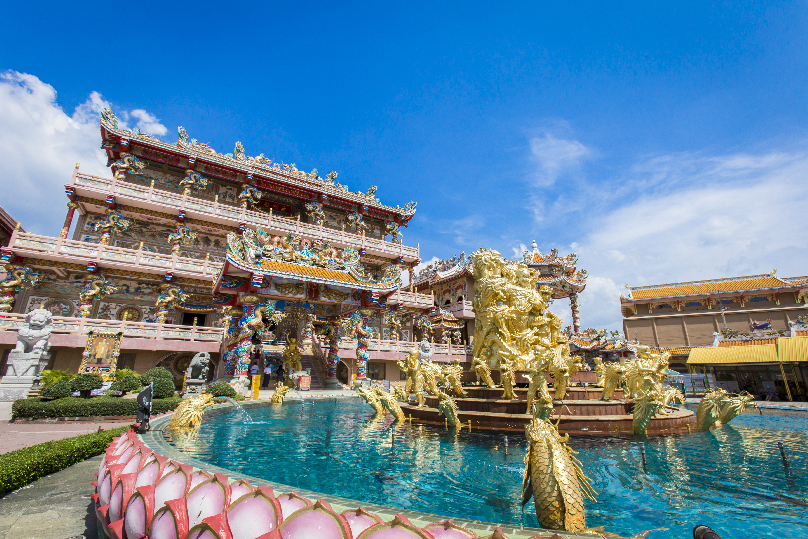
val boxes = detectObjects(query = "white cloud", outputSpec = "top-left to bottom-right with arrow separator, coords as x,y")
0,71 -> 167,235
575,149 -> 808,330
529,134 -> 592,187
129,109 -> 168,136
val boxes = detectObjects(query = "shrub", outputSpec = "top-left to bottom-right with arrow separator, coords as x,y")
70,374 -> 103,398
114,368 -> 139,380
151,378 -> 176,399
40,370 -> 74,389
140,367 -> 173,385
207,381 -> 236,398
110,375 -> 142,396
40,380 -> 72,399
0,426 -> 130,497
11,396 -> 183,420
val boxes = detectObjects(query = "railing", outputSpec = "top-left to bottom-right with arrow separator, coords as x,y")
310,333 -> 330,375
8,231 -> 221,279
338,338 -> 472,357
386,288 -> 434,309
0,313 -> 224,341
72,172 -> 420,261
442,300 -> 474,316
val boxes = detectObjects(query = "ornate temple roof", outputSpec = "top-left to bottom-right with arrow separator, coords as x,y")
568,328 -> 639,353
221,228 -> 401,293
430,308 -> 464,329
99,109 -> 417,223
522,241 -> 587,297
413,252 -> 471,286
623,272 -> 804,301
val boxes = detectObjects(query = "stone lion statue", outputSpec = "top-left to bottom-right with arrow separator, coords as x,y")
185,352 -> 211,381
15,308 -> 53,357
417,339 -> 432,364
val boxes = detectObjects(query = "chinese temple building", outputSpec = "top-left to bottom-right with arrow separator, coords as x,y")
0,109 -> 436,389
568,328 -> 639,363
622,272 -> 808,400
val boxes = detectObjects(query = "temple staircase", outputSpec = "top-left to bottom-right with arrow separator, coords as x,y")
299,352 -> 324,389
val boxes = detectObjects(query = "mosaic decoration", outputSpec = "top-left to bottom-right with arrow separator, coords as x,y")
223,299 -> 283,377
155,285 -> 189,323
180,170 -> 210,195
304,201 -> 325,225
341,310 -> 373,380
79,329 -> 122,380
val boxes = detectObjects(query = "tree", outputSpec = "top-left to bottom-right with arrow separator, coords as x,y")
207,381 -> 236,398
41,379 -> 73,399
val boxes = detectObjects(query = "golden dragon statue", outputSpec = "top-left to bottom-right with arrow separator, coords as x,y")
271,384 -> 291,403
437,392 -> 461,427
632,392 -> 664,436
168,394 -> 215,429
167,225 -> 198,255
600,360 -> 627,401
547,338 -> 580,401
500,356 -> 517,400
522,411 -> 597,532
0,265 -> 38,313
94,209 -> 131,245
696,389 -> 756,431
471,355 -> 497,388
593,358 -> 605,387
357,385 -> 385,414
442,359 -> 467,397
393,384 -> 409,402
525,348 -> 553,414
396,348 -> 419,396
374,386 -> 405,421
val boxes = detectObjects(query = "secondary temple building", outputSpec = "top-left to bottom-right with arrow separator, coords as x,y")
621,272 -> 808,401
0,109 -> 439,389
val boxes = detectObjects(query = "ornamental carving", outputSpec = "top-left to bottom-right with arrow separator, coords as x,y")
321,286 -> 351,303
273,282 -> 305,296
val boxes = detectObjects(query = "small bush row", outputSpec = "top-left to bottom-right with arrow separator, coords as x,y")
11,396 -> 183,420
0,426 -> 130,497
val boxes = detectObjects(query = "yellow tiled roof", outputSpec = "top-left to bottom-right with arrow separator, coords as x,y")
628,274 -> 795,300
776,337 -> 808,363
688,344 -> 778,364
258,260 -> 368,284
652,347 -> 692,356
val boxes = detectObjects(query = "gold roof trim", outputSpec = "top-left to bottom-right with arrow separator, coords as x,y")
627,274 -> 799,300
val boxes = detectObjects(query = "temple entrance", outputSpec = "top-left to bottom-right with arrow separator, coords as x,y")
181,312 -> 207,326
336,360 -> 350,385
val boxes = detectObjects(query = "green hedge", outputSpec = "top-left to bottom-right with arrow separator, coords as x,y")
0,426 -> 130,497
11,396 -> 183,420
207,381 -> 237,398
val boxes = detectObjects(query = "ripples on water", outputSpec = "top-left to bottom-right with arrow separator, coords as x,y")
168,399 -> 808,539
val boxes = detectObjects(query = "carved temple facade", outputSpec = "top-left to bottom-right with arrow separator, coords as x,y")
0,110 -> 436,386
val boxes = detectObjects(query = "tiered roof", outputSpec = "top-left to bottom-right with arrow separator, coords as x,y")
568,328 -> 638,354
99,109 -> 417,224
522,241 -> 587,298
429,308 -> 464,330
623,272 -> 805,301
413,252 -> 471,287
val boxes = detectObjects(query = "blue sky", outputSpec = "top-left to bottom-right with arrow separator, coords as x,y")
1,2 -> 807,329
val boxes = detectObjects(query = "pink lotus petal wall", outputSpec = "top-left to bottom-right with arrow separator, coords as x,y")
93,429 -> 564,539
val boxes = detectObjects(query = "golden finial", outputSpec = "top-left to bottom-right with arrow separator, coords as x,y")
150,179 -> 155,187
269,208 -> 273,215
74,162 -> 80,170
771,268 -> 778,275
14,222 -> 21,231
193,316 -> 198,326
296,214 -> 300,222
215,194 -> 219,202
205,253 -> 210,261
138,241 -> 143,250
39,303 -> 45,309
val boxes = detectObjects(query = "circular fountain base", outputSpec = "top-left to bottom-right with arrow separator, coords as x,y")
399,386 -> 695,436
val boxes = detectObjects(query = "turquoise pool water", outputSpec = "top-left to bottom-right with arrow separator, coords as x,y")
167,399 -> 808,538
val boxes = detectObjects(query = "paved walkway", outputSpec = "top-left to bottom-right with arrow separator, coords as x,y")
0,402 -> 132,455
0,454 -> 101,538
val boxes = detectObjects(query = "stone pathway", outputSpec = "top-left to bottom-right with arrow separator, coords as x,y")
0,455 -> 101,539
0,401 -> 132,455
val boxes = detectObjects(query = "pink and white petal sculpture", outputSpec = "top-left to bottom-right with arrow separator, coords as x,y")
277,500 -> 352,539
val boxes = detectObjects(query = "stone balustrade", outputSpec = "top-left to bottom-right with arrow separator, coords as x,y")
336,338 -> 472,361
441,299 -> 475,318
71,172 -> 420,262
384,288 -> 434,309
7,231 -> 221,280
0,312 -> 224,342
